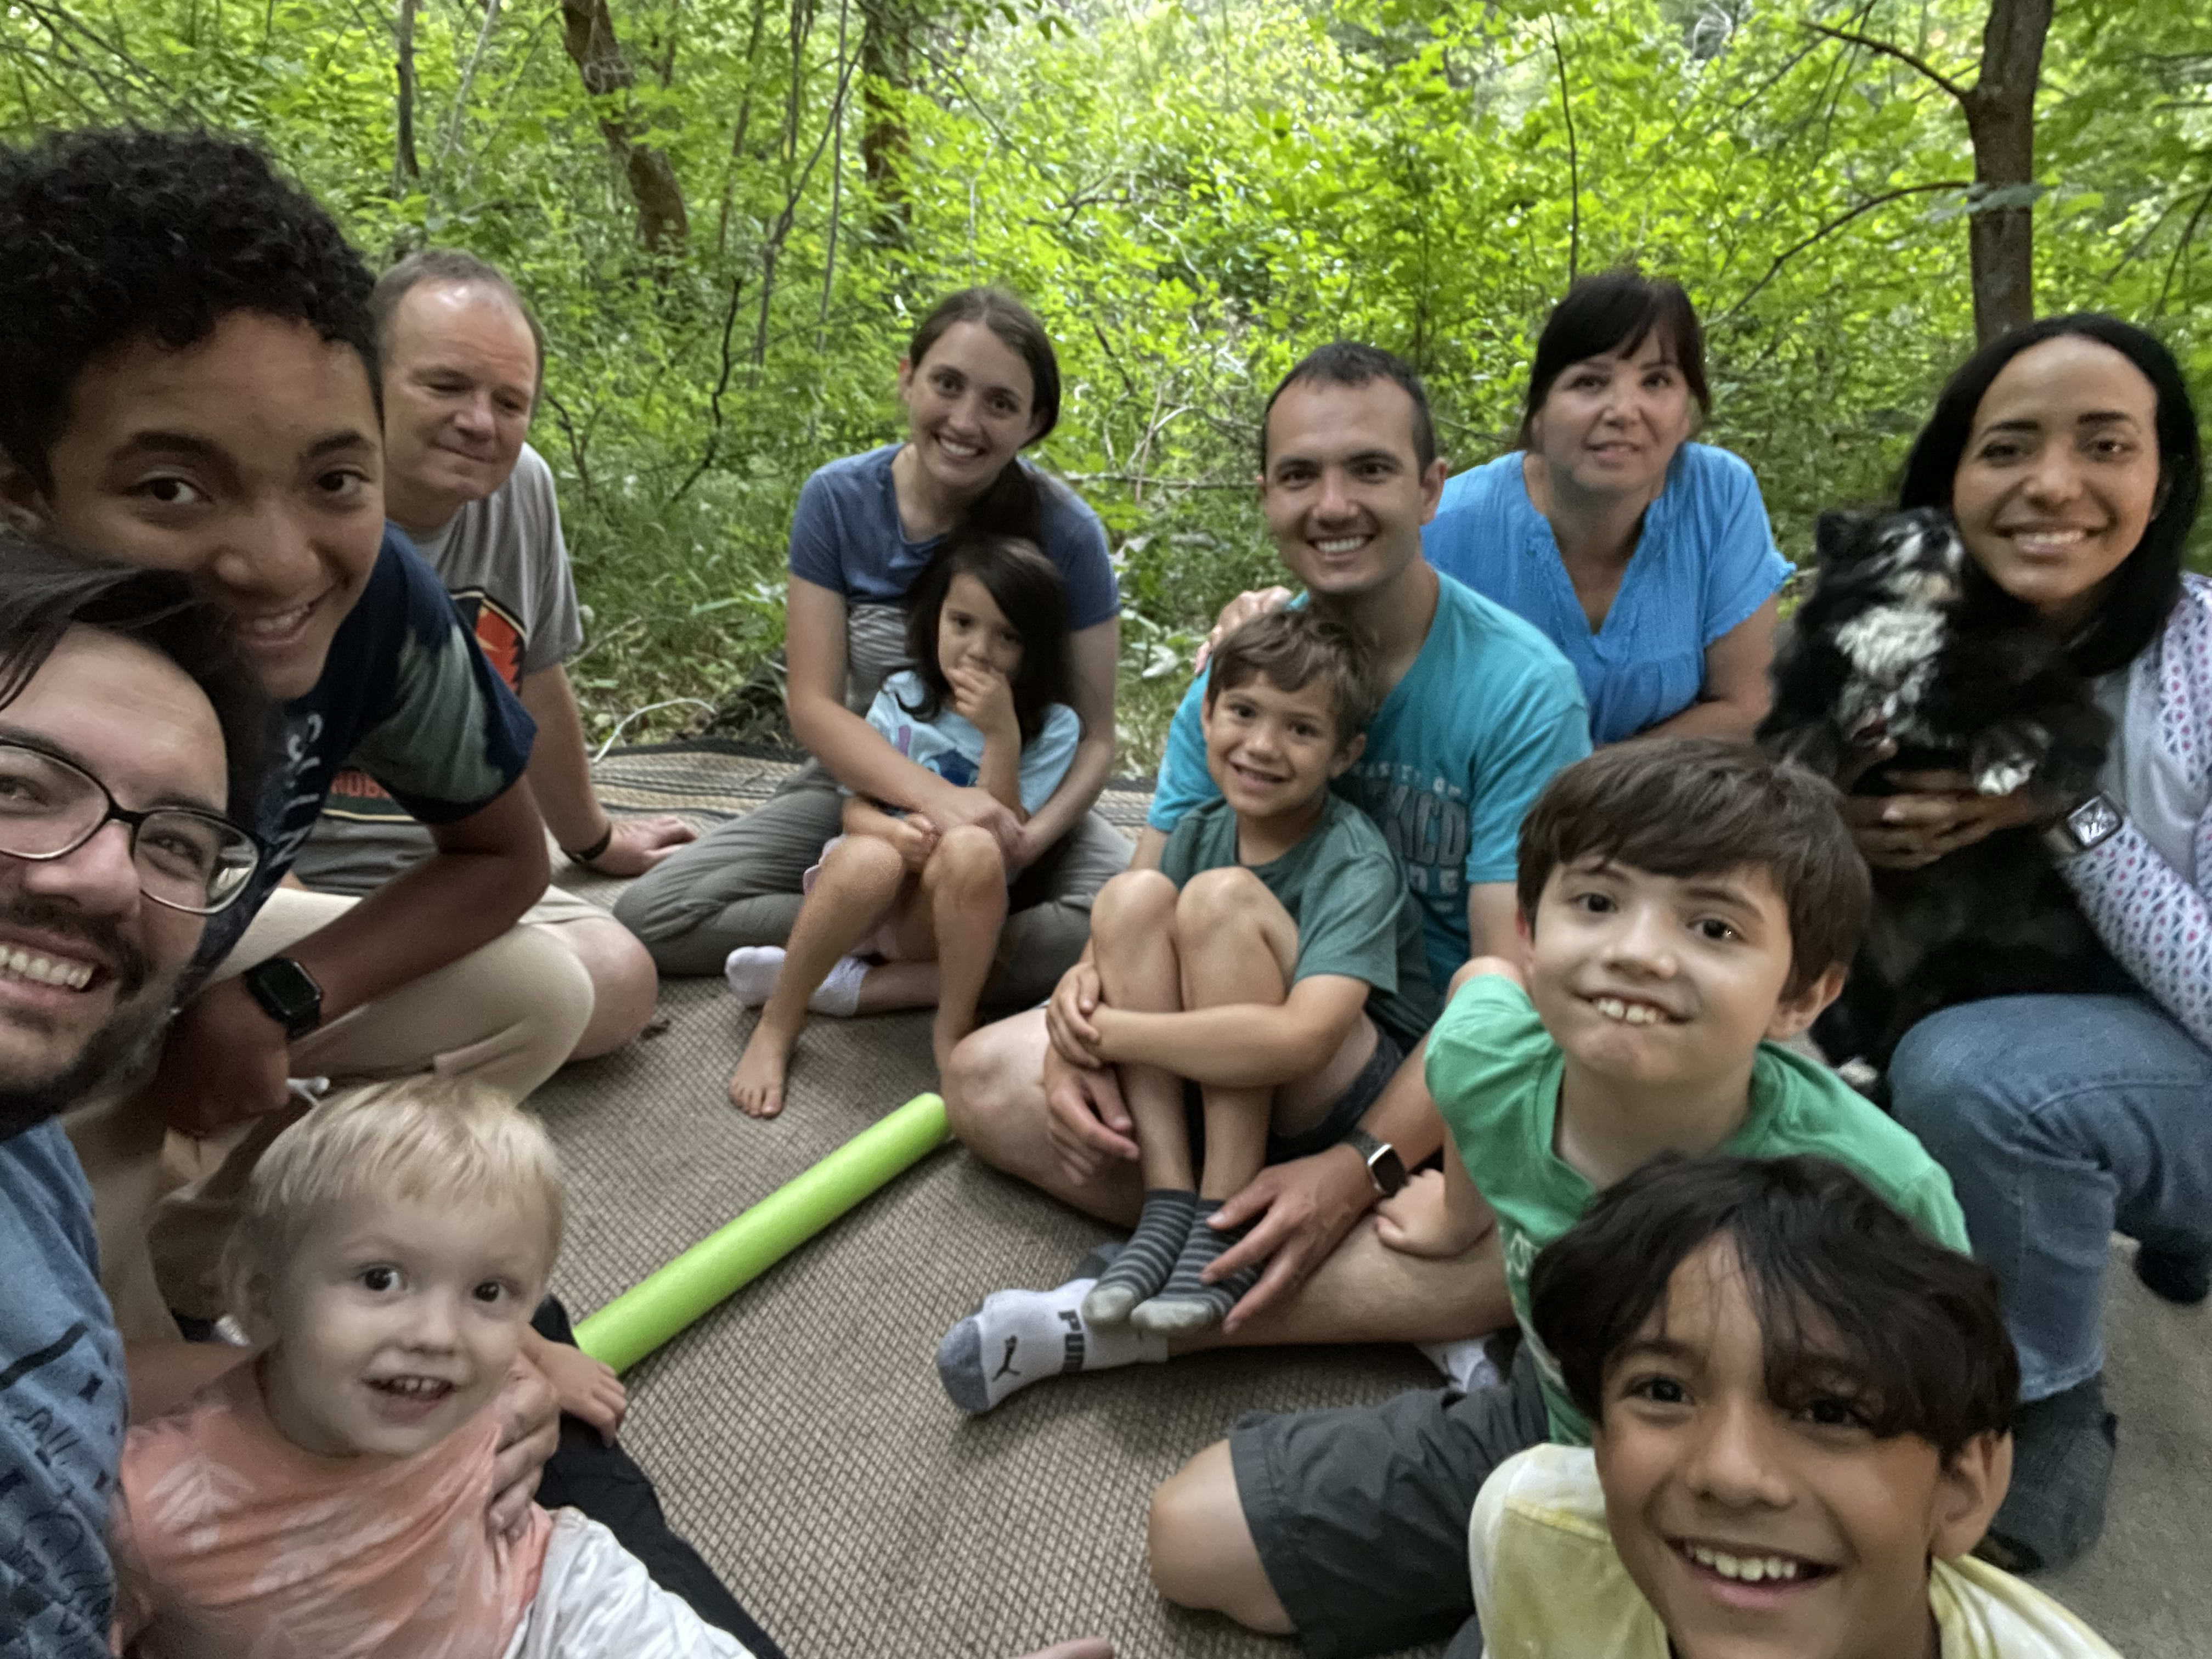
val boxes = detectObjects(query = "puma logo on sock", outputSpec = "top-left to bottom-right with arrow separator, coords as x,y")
992,1336 -> 1021,1380
1059,1308 -> 1085,1374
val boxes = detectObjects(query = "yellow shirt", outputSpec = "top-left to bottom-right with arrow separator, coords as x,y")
1468,1445 -> 2124,1659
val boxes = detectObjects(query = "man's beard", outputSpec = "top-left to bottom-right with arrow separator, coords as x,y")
0,895 -> 165,1143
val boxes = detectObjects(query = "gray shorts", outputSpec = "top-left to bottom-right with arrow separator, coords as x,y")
1182,1020 -> 1407,1169
1230,1341 -> 1549,1659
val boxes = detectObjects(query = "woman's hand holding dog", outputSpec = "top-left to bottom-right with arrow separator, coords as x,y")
1844,766 -> 2050,870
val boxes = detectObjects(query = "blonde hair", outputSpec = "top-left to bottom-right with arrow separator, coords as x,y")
223,1077 -> 565,1322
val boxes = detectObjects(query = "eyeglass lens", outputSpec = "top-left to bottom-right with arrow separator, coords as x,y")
0,743 -> 257,912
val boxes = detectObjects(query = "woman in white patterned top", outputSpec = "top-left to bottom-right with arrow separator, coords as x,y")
1839,314 -> 2207,1577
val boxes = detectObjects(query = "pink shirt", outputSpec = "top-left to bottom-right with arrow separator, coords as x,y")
111,1362 -> 550,1658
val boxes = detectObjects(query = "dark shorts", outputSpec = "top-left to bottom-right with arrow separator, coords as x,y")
1229,1340 -> 1549,1659
1183,1022 -> 1408,1170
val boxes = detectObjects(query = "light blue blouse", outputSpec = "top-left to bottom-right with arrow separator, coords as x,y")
1421,442 -> 1790,744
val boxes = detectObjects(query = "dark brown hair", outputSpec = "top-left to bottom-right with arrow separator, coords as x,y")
1897,312 -> 2201,678
1519,267 -> 1710,447
1260,341 -> 1437,473
1516,738 -> 1867,998
898,533 -> 1072,742
1205,607 -> 1382,746
0,536 -> 267,808
371,248 -> 545,396
1531,1153 -> 2017,1462
905,288 -> 1063,549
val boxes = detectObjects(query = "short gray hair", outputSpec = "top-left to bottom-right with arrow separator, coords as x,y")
371,247 -> 544,394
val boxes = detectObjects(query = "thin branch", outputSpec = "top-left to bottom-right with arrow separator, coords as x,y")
2155,183 -> 2212,317
1803,21 -> 1969,106
1547,14 -> 1579,285
1711,180 -> 1972,327
1058,472 -> 1250,492
438,0 -> 504,168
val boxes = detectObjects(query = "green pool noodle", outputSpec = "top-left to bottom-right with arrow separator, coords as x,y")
573,1091 -> 950,1373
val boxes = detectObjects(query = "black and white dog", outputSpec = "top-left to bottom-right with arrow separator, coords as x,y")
1758,507 -> 2130,1087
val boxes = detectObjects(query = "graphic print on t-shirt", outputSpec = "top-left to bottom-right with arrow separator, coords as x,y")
322,587 -> 526,827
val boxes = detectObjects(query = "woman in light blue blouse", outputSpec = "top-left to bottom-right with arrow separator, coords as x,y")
1423,269 -> 1789,743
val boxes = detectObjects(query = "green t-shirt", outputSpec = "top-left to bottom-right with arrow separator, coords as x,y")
1160,794 -> 1440,1048
1425,975 -> 1971,1446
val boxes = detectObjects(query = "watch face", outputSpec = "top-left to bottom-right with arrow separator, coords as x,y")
2073,797 -> 2121,845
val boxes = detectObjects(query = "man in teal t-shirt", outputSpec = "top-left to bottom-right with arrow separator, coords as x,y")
941,343 -> 1589,1384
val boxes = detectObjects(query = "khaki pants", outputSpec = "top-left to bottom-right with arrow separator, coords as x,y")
66,885 -> 597,1338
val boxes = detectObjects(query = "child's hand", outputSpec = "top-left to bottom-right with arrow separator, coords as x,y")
1373,1169 -> 1494,1259
949,663 -> 1018,735
891,812 -> 940,873
523,1328 -> 629,1443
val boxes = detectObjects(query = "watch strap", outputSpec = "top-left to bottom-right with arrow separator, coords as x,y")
2043,793 -> 2123,862
242,955 -> 324,1040
1342,1128 -> 1408,1197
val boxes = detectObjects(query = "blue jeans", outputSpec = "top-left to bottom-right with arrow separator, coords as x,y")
1891,994 -> 2212,1402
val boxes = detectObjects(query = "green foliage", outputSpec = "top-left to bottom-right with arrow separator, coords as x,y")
4,0 -> 2208,767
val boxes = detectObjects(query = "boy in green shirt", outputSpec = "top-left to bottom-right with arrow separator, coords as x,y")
1046,608 -> 1434,1341
1148,737 -> 1970,1659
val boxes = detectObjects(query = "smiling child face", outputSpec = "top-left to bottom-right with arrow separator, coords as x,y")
1523,859 -> 1831,1095
1592,1236 -> 2002,1659
256,1191 -> 549,1461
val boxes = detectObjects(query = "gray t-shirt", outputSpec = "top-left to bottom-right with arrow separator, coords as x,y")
1,1119 -> 127,1659
292,444 -> 582,895
1160,793 -> 1440,1049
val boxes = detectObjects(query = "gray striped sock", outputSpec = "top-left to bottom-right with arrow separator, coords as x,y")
1081,1188 -> 1197,1326
1131,1199 -> 1260,1336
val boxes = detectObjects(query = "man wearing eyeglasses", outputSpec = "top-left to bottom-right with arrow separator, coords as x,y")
0,550 -> 264,1657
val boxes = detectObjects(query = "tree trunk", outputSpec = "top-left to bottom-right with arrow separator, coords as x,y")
393,0 -> 421,189
557,0 -> 690,251
1962,0 -> 2053,342
860,0 -> 912,242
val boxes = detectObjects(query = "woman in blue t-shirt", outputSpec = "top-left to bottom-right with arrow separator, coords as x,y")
616,288 -> 1127,1006
1206,272 -> 1788,746
1422,270 -> 1789,743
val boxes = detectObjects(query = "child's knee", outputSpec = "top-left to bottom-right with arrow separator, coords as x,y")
1093,868 -> 1178,939
822,831 -> 907,888
932,823 -> 1008,888
1176,865 -> 1273,933
1147,1441 -> 1257,1609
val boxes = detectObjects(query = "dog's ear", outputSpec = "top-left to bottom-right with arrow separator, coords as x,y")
1814,509 -> 1869,565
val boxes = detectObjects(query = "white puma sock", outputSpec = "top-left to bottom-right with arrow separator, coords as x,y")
935,1277 -> 1168,1414
723,946 -> 871,1017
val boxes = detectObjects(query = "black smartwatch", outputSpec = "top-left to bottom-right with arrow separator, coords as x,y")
1342,1128 -> 1408,1198
242,955 -> 324,1040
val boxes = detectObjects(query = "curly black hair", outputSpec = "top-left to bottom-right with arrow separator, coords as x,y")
0,128 -> 378,488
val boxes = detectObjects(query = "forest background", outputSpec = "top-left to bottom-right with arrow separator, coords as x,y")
4,0 -> 2208,767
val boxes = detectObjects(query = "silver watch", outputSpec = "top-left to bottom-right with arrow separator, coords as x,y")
2044,793 -> 2123,861
1342,1128 -> 1408,1198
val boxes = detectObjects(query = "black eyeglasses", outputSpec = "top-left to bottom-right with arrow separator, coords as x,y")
0,741 -> 261,914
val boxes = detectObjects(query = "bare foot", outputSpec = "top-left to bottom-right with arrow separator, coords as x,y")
729,1022 -> 795,1118
520,1328 -> 628,1443
1374,1168 -> 1494,1259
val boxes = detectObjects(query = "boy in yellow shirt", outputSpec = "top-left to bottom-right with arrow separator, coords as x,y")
1471,1153 -> 2120,1659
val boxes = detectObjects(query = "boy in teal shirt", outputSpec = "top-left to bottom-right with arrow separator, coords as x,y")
1049,608 -> 1436,1341
1148,737 -> 1970,1658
